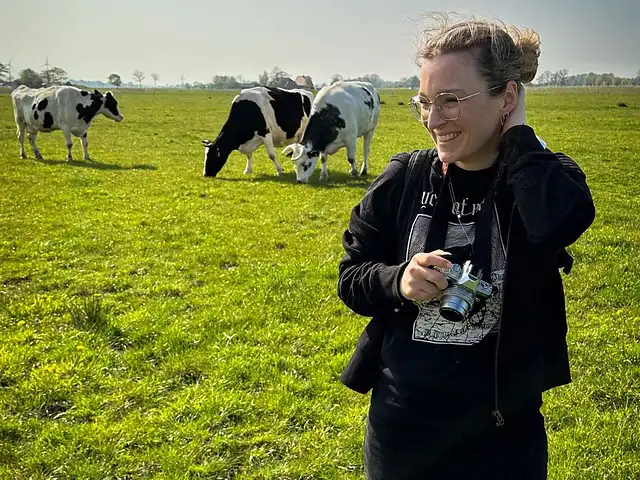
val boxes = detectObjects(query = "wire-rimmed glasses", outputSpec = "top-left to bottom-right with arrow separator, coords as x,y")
410,85 -> 505,122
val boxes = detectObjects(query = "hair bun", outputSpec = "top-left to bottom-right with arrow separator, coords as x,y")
509,26 -> 541,83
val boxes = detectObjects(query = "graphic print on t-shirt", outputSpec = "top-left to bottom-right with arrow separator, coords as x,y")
405,201 -> 507,346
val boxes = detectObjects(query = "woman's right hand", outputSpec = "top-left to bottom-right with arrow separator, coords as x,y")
399,250 -> 453,302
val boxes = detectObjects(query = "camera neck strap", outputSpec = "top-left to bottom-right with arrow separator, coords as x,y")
422,159 -> 497,284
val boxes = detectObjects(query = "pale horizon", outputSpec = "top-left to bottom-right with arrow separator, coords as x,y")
1,0 -> 638,86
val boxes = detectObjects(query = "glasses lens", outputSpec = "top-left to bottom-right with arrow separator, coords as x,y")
436,94 -> 460,121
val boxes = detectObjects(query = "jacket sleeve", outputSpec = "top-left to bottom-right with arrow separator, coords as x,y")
501,125 -> 596,250
337,153 -> 412,317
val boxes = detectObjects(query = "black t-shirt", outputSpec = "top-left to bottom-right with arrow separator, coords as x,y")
370,161 -> 510,434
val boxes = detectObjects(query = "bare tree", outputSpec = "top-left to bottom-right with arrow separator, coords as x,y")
151,73 -> 160,94
269,66 -> 289,84
557,69 -> 569,86
0,59 -> 13,82
132,70 -> 145,89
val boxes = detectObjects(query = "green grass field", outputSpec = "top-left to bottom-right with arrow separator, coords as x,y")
1,87 -> 639,479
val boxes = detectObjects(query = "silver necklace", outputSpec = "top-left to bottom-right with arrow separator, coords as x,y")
448,174 -> 475,253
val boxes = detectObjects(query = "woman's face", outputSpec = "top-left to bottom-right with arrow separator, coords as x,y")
418,51 -> 507,170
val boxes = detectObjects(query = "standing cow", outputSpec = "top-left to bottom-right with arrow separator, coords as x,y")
281,81 -> 380,183
201,86 -> 314,177
11,85 -> 123,161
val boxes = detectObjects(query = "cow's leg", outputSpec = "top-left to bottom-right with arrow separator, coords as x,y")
81,132 -> 91,160
16,121 -> 27,159
243,153 -> 253,174
62,128 -> 73,161
318,153 -> 329,182
262,135 -> 284,176
361,130 -> 374,176
345,137 -> 358,177
28,132 -> 43,160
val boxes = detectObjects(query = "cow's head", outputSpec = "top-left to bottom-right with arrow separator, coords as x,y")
98,90 -> 123,122
201,139 -> 229,177
282,143 -> 320,183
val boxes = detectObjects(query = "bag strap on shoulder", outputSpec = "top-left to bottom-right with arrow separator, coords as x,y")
394,149 -> 431,230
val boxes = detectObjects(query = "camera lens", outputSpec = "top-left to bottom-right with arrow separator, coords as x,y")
439,285 -> 475,322
440,305 -> 465,322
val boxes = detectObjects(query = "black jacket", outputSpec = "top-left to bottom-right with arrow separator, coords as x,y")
337,125 -> 596,424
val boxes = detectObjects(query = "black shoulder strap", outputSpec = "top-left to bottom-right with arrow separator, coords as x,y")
422,166 -> 451,254
404,149 -> 422,189
470,176 -> 495,283
402,149 -> 427,195
395,149 -> 430,230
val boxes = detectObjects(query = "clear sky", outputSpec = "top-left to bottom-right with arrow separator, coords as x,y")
1,0 -> 638,86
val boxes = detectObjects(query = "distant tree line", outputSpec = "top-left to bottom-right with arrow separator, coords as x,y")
1,64 -> 69,88
0,65 -> 155,91
534,69 -> 640,87
324,73 -> 420,89
3,62 -> 638,90
181,67 -> 290,90
182,68 -> 421,91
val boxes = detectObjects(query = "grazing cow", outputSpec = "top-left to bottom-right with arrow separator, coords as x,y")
281,81 -> 380,183
201,86 -> 314,177
11,85 -> 123,162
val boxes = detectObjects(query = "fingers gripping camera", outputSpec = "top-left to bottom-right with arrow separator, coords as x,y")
433,260 -> 495,323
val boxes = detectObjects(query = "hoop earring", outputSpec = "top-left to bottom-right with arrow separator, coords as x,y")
501,112 -> 510,126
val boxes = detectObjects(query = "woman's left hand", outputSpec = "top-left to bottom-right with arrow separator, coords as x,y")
501,85 -> 527,137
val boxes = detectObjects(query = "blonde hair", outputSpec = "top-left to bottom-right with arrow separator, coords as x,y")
414,12 -> 541,89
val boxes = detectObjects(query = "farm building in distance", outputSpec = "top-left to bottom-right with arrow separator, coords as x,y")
295,75 -> 314,89
269,75 -> 314,90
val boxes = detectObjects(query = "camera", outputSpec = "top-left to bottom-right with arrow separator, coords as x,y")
434,260 -> 494,323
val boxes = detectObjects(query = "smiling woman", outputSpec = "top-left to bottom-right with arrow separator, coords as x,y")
412,15 -> 541,171
336,12 -> 596,480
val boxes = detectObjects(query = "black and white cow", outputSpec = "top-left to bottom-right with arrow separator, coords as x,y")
281,81 -> 380,183
11,85 -> 123,161
201,86 -> 314,177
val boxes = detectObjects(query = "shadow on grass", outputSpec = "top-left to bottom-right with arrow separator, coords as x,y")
32,158 -> 157,171
208,170 -> 373,188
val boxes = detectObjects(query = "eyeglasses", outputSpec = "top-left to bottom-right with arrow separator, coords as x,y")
409,84 -> 505,122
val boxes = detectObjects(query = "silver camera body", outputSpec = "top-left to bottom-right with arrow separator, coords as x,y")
435,260 -> 493,323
